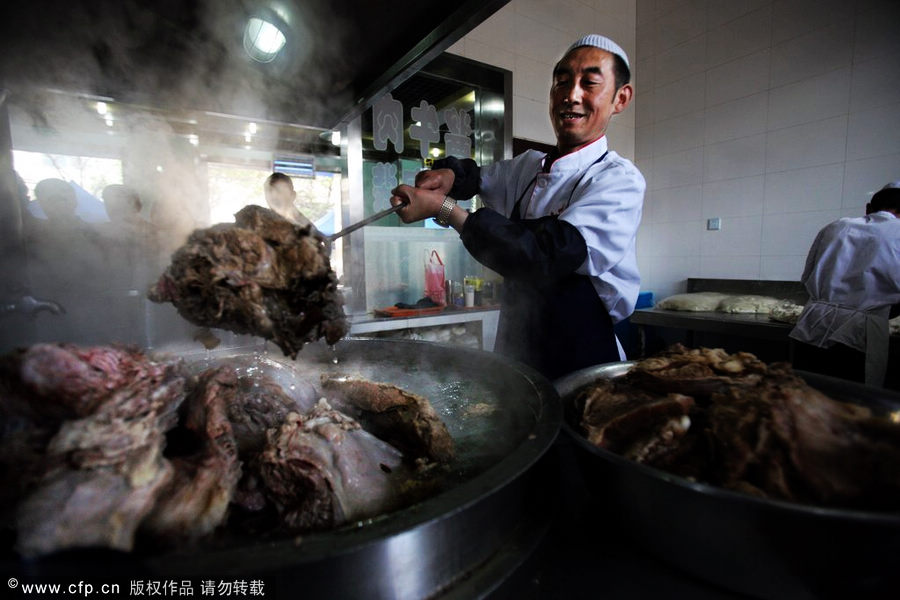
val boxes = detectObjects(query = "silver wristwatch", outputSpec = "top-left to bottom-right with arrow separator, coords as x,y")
434,195 -> 456,227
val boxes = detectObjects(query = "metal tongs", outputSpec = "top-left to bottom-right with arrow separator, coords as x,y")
327,200 -> 408,242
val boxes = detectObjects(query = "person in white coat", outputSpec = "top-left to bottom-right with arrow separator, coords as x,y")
389,35 -> 644,379
790,182 -> 900,387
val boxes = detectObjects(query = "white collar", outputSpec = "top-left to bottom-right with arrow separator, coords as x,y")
545,136 -> 609,172
867,210 -> 898,222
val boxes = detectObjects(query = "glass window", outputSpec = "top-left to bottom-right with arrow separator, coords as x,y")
13,150 -> 123,222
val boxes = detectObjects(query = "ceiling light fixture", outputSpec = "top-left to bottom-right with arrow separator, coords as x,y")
243,17 -> 287,63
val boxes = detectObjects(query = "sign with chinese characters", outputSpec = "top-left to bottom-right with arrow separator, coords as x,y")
372,94 -> 473,159
369,93 -> 474,218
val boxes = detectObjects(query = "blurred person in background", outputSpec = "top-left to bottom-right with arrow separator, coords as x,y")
790,182 -> 900,388
99,183 -> 158,290
389,34 -> 644,380
264,172 -> 312,228
27,178 -> 104,342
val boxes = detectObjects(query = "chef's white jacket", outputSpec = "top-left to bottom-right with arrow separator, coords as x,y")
478,136 -> 645,324
790,210 -> 900,385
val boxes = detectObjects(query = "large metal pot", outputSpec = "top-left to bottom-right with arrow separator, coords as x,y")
555,362 -> 900,600
11,338 -> 561,599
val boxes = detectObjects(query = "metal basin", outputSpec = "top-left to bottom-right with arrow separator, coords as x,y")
11,338 -> 562,599
555,362 -> 900,600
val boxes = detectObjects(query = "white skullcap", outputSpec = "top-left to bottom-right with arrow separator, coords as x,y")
565,34 -> 630,70
881,181 -> 900,190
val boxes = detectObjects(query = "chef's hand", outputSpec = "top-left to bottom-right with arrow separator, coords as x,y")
389,185 -> 446,223
414,168 -> 455,194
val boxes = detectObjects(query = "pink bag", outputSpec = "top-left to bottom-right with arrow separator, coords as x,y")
425,250 -> 446,305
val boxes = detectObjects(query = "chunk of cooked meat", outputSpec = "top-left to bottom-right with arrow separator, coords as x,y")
0,343 -> 181,421
15,458 -> 174,558
578,345 -> 900,510
1,344 -> 459,555
320,376 -> 455,463
148,205 -> 349,359
182,366 -> 311,456
710,365 -> 900,509
624,343 -> 768,397
579,379 -> 694,466
9,345 -> 185,557
141,368 -> 242,540
258,400 -> 405,531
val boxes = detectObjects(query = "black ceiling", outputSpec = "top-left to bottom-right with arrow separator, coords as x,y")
0,0 -> 509,129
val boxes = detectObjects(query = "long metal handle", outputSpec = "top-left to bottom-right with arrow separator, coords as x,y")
328,200 -> 408,241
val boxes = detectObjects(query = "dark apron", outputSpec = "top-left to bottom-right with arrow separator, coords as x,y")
493,152 -> 618,380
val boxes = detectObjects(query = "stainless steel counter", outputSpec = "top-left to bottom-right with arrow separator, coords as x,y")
349,308 -> 500,351
630,308 -> 793,341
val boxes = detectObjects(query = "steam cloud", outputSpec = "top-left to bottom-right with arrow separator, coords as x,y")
0,0 -> 354,353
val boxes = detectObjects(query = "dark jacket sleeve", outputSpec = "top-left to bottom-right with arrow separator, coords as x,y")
460,207 -> 587,288
432,157 -> 480,200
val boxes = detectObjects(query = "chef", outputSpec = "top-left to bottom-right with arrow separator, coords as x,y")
390,34 -> 645,379
790,182 -> 900,387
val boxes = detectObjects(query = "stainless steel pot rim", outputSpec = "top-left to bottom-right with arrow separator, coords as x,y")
555,361 -> 900,525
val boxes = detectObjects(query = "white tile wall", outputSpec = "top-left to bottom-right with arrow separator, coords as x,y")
842,153 -> 900,208
760,255 -> 806,281
702,175 -> 765,219
769,24 -> 853,88
700,215 -> 763,256
656,219 -> 703,256
651,183 -> 701,223
513,54 -> 553,102
700,254 -> 761,279
654,35 -> 706,87
650,147 -> 703,189
647,254 -> 702,297
635,123 -> 653,160
761,209 -> 843,256
607,120 -> 636,159
853,3 -> 900,63
765,116 -> 847,173
632,0 -> 900,296
707,0 -> 771,29
704,134 -> 766,182
651,110 -> 705,156
705,49 -> 771,107
766,68 -> 851,131
706,5 -> 773,68
850,54 -> 900,114
461,38 -> 516,72
513,96 -> 555,143
653,71 -> 706,121
763,164 -> 844,215
449,1 -> 899,299
703,92 -> 767,145
652,0 -> 705,52
771,0 -> 853,45
846,102 -> 900,162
